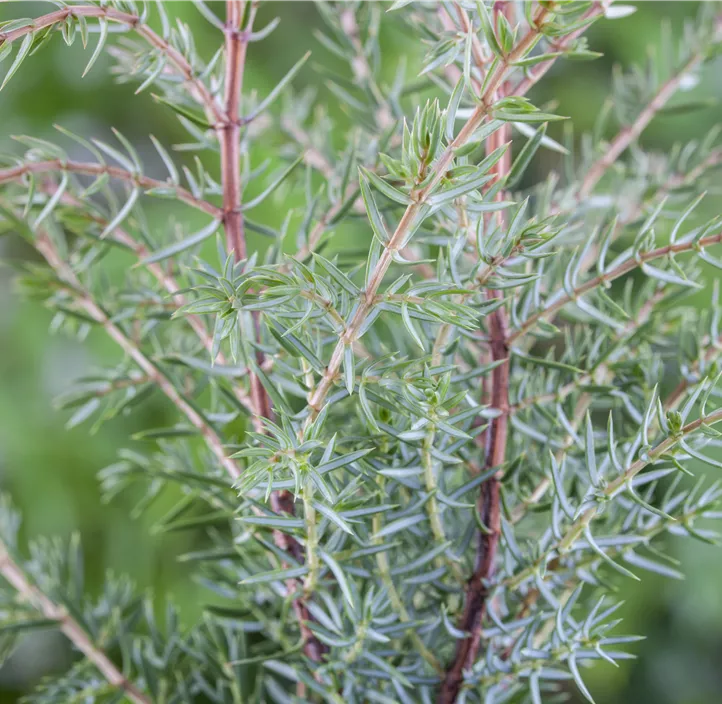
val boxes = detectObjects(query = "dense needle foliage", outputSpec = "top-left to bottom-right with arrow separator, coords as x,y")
1,1 -> 722,702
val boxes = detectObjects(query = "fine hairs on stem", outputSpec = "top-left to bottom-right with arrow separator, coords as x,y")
1,2 -> 722,703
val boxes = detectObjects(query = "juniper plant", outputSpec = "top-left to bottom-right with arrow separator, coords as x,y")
1,1 -> 722,702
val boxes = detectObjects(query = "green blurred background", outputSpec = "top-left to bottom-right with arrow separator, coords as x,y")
0,2 -> 721,702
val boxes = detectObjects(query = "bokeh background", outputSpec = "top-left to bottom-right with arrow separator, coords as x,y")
1,2 -> 721,702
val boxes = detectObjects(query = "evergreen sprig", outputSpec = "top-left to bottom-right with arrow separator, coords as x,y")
1,1 -> 722,702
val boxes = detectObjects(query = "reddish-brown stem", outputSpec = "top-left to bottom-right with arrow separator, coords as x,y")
438,302 -> 507,703
219,1 -> 272,429
220,1 -> 267,424
217,2 -> 325,664
0,546 -> 150,704
438,3 -> 611,691
220,0 -> 253,258
438,77 -> 512,704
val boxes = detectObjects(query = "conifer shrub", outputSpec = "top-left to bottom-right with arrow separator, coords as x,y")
1,1 -> 722,702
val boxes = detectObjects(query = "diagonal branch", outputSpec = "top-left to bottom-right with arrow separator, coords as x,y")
293,16 -> 537,628
0,5 -> 223,123
509,230 -> 722,343
578,48 -> 716,199
303,5 -> 554,430
0,542 -> 150,704
0,160 -> 221,218
48,186 -> 260,424
558,406 -> 722,551
28,222 -> 243,480
499,343 -> 722,636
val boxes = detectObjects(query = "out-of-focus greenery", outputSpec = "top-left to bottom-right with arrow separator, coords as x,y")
0,2 -> 720,702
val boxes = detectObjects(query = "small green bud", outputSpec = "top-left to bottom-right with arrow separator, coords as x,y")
666,410 -> 683,435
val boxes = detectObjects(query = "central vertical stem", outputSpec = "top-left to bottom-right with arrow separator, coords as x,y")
218,4 -> 325,665
220,1 -> 271,422
221,0 -> 247,258
439,14 -> 512,695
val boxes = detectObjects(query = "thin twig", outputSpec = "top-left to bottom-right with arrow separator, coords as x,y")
508,294 -> 701,575
340,7 -> 392,128
266,489 -> 328,664
510,2 -> 608,98
666,343 -> 721,410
